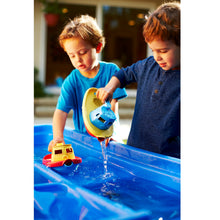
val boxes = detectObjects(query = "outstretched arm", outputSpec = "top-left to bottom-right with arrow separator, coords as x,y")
96,76 -> 121,103
48,109 -> 68,152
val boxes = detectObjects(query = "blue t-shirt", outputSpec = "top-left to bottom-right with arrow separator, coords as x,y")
56,61 -> 127,134
115,56 -> 180,158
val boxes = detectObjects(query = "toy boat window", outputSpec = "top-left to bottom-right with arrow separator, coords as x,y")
66,148 -> 73,153
55,149 -> 62,154
98,117 -> 105,123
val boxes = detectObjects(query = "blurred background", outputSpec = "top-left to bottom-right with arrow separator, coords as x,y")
34,0 -> 166,140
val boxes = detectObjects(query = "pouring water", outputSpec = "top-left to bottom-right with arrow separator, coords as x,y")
99,139 -> 113,178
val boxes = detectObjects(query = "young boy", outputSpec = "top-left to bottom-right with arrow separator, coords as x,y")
48,15 -> 127,151
96,2 -> 180,158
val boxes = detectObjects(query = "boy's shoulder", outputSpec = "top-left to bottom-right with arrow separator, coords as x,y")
147,55 -> 155,62
99,61 -> 120,72
134,56 -> 156,66
100,61 -> 119,68
62,68 -> 79,86
143,55 -> 155,64
65,68 -> 78,79
134,56 -> 157,70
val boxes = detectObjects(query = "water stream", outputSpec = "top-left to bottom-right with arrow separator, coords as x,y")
99,139 -> 112,178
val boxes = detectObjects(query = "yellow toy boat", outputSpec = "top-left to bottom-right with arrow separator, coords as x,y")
82,87 -> 115,139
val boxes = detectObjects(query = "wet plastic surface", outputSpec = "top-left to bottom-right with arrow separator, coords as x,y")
34,125 -> 180,220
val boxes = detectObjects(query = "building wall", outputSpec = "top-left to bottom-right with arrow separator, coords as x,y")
34,0 -> 46,83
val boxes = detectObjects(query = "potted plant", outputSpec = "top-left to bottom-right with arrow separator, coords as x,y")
39,0 -> 62,27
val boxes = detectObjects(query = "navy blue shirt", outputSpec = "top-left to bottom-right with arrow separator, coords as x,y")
115,56 -> 180,158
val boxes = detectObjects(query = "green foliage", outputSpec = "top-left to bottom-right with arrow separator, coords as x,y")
34,67 -> 47,98
34,81 -> 47,98
39,0 -> 62,14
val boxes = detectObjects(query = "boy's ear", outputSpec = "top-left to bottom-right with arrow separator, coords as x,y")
96,43 -> 102,53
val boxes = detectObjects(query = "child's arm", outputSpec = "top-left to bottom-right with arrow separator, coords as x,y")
96,76 -> 121,103
110,98 -> 118,114
48,109 -> 68,152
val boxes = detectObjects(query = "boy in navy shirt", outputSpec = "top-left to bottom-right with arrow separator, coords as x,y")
97,2 -> 180,158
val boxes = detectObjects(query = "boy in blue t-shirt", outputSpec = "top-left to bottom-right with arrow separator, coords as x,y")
48,15 -> 127,151
96,3 -> 180,158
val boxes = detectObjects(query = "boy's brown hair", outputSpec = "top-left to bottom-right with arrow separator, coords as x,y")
59,15 -> 105,50
143,2 -> 180,46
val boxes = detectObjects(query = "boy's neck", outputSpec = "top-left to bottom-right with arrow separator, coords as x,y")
80,62 -> 100,78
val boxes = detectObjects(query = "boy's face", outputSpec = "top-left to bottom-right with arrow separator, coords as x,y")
63,37 -> 98,74
148,40 -> 180,71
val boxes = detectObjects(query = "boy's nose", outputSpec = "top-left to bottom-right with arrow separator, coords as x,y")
155,54 -> 162,61
76,55 -> 82,62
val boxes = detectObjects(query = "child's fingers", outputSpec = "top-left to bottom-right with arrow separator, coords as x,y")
96,88 -> 101,99
96,88 -> 112,103
105,138 -> 110,146
48,138 -> 65,152
96,88 -> 106,103
48,140 -> 55,152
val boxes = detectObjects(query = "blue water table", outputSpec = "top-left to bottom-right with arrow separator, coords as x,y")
34,124 -> 180,220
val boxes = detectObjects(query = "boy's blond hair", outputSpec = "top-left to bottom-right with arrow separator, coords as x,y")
143,2 -> 180,46
59,15 -> 105,50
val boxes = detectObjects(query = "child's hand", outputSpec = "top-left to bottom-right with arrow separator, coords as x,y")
96,76 -> 120,103
48,137 -> 65,152
98,137 -> 115,147
96,87 -> 113,104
